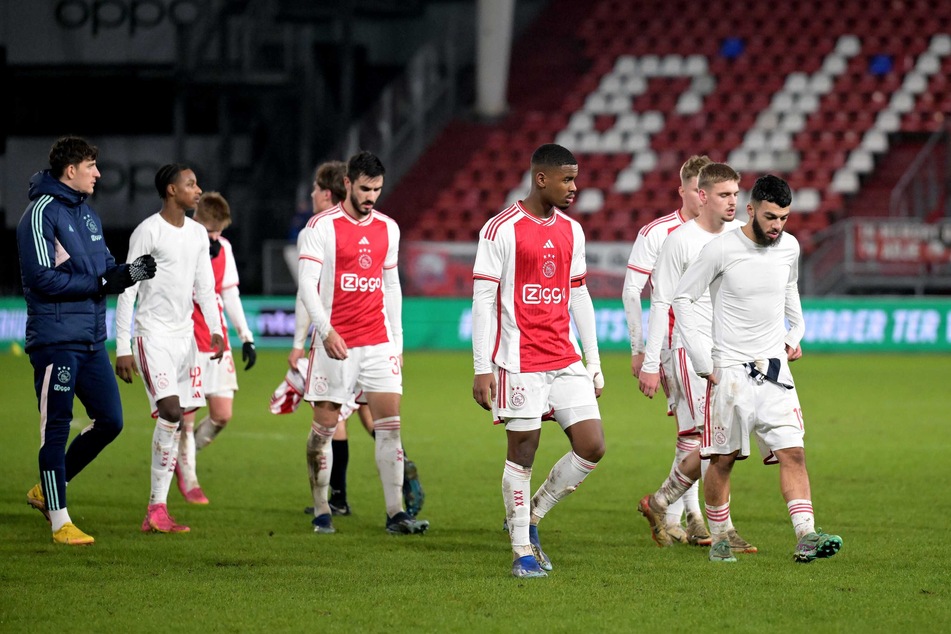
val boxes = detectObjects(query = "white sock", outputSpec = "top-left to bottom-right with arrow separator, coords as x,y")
658,465 -> 696,512
787,498 -> 815,539
530,451 -> 598,520
664,437 -> 698,523
178,423 -> 199,490
306,422 -> 336,516
705,500 -> 734,541
503,460 -> 533,558
50,508 -> 71,532
665,496 -> 685,526
679,437 -> 703,516
194,416 -> 224,450
373,416 -> 404,517
680,481 -> 701,520
150,418 -> 179,506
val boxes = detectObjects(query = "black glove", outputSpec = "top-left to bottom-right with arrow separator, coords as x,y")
242,341 -> 257,370
129,254 -> 157,282
99,255 -> 157,294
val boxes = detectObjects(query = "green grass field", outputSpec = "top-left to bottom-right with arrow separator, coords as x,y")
1,349 -> 948,632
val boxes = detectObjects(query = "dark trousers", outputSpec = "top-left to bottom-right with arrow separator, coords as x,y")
30,345 -> 123,511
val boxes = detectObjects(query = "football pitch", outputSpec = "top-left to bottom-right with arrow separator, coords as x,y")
0,349 -> 947,632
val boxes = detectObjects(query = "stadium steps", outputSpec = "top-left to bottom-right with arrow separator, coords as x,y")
387,0 -> 951,244
842,137 -> 932,218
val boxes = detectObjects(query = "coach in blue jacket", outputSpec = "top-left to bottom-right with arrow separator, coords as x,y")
16,136 -> 156,545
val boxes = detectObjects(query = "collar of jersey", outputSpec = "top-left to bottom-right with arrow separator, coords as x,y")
516,201 -> 556,225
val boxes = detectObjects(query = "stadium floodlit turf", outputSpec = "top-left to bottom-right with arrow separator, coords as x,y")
1,350 -> 947,632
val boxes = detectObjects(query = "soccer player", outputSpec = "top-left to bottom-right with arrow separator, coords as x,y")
622,155 -> 712,544
286,160 -> 425,518
291,161 -> 367,515
115,163 -> 223,534
634,163 -> 755,554
16,136 -> 156,545
472,143 -> 605,579
175,191 -> 257,505
672,174 -> 843,563
288,161 -> 348,379
297,150 -> 428,535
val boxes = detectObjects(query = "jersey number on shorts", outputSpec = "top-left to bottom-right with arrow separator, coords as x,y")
190,365 -> 203,389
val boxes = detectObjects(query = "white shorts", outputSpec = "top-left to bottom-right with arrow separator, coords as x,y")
133,335 -> 205,416
198,349 -> 238,398
702,363 -> 804,463
495,361 -> 601,432
670,347 -> 707,436
304,342 -> 402,404
338,389 -> 367,421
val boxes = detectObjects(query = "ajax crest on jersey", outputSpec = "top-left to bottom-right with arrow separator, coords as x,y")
84,214 -> 99,234
358,247 -> 373,269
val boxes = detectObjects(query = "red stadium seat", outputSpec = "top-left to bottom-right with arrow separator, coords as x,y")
389,0 -> 951,246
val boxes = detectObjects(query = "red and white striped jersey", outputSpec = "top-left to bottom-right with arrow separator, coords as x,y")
192,236 -> 239,353
473,202 -> 586,373
298,204 -> 399,348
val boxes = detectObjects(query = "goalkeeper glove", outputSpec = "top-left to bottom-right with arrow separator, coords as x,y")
586,362 -> 604,389
242,341 -> 257,370
100,254 -> 156,294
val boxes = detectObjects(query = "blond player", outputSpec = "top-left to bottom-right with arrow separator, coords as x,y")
175,192 -> 256,505
297,151 -> 428,535
672,174 -> 842,563
115,163 -> 223,534
634,163 -> 754,554
622,155 -> 712,543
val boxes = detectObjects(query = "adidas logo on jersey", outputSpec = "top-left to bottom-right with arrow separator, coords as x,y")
359,236 -> 370,245
543,239 -> 554,248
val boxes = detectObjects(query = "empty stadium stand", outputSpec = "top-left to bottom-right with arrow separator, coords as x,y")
383,0 -> 951,252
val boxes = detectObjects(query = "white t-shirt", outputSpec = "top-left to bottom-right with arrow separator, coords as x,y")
642,218 -> 744,373
115,213 -> 220,356
622,209 -> 688,354
672,228 -> 805,375
297,204 -> 400,348
472,202 -> 586,374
